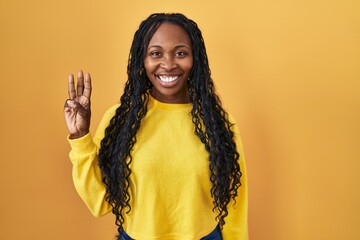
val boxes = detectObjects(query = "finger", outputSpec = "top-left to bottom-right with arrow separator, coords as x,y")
64,99 -> 77,108
64,100 -> 75,118
64,100 -> 89,119
68,74 -> 76,100
83,73 -> 92,98
72,101 -> 89,118
77,70 -> 84,96
64,104 -> 74,116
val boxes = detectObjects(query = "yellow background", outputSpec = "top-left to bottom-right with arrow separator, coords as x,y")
1,0 -> 359,239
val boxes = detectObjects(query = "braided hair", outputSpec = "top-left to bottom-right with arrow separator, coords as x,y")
98,13 -> 242,235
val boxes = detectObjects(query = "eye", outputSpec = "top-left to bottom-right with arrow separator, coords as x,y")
149,51 -> 162,57
175,51 -> 187,57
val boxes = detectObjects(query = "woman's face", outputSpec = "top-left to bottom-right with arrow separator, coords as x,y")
144,23 -> 193,103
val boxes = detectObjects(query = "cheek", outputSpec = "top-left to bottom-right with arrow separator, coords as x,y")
143,59 -> 158,85
144,59 -> 150,72
144,58 -> 155,74
184,59 -> 193,73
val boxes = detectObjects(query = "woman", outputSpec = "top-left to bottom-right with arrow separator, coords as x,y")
64,13 -> 248,240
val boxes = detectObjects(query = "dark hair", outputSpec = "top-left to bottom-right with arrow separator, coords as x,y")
98,13 -> 242,235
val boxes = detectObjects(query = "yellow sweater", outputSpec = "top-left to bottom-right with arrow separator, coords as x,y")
68,95 -> 248,240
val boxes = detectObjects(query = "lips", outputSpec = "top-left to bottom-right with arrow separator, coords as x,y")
157,74 -> 180,82
155,74 -> 182,87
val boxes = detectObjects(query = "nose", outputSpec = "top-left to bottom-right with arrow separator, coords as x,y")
160,55 -> 176,70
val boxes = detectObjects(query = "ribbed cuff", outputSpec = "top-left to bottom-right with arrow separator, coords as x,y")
67,132 -> 95,153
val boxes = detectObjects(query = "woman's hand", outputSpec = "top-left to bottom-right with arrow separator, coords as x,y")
64,70 -> 92,139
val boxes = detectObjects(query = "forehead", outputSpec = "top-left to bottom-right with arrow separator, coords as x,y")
148,23 -> 191,47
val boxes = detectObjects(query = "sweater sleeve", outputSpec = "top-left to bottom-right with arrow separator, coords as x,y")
68,104 -> 119,217
221,116 -> 249,240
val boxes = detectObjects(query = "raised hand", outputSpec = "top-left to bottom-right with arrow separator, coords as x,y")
64,70 -> 92,139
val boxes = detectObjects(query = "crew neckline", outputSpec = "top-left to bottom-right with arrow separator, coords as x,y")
148,94 -> 192,111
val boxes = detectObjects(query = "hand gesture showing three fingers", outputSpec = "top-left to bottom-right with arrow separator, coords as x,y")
64,70 -> 92,139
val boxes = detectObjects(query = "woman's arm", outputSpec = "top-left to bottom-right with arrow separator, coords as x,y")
68,103 -> 119,217
68,133 -> 111,217
64,70 -> 116,217
221,117 -> 249,240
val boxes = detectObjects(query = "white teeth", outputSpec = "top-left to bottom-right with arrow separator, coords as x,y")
158,75 -> 179,82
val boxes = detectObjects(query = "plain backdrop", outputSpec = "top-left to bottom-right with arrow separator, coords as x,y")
0,0 -> 359,239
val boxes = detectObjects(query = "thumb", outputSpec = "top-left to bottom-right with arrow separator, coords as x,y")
72,101 -> 90,118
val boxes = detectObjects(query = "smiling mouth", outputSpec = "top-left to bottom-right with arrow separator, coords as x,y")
156,75 -> 181,83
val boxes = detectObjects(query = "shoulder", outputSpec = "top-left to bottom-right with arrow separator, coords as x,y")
226,112 -> 237,125
103,103 -> 121,118
225,112 -> 244,148
97,103 -> 120,130
93,103 -> 120,142
225,112 -> 239,133
99,103 -> 121,124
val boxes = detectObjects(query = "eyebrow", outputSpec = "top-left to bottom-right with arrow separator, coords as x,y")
147,44 -> 191,50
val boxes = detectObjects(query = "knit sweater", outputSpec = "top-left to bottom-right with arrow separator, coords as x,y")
68,95 -> 248,240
